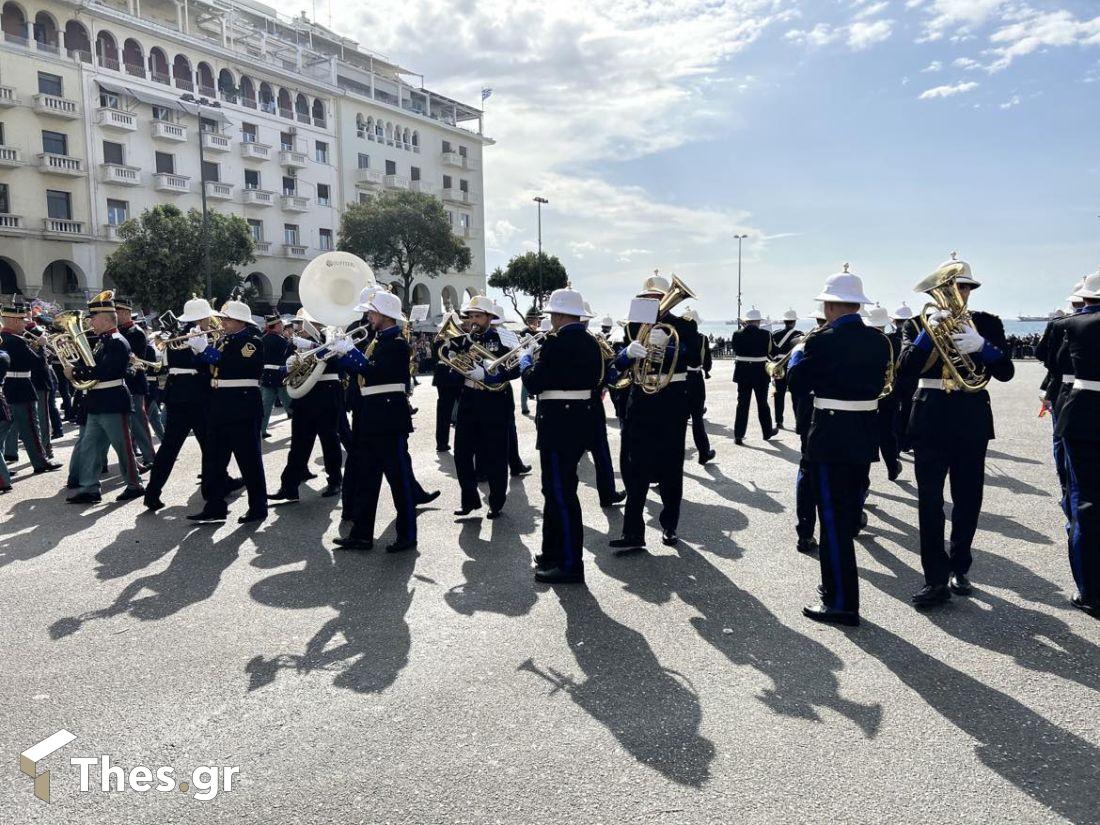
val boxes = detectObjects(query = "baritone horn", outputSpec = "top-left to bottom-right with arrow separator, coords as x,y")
914,254 -> 988,393
632,274 -> 697,394
435,314 -> 500,391
47,310 -> 99,391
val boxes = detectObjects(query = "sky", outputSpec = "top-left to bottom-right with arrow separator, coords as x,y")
290,0 -> 1100,321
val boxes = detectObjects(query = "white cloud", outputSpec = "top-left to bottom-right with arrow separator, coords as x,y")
787,18 -> 893,52
786,23 -> 842,48
848,19 -> 894,50
952,56 -> 982,70
999,94 -> 1021,109
921,59 -> 943,72
986,9 -> 1100,72
854,1 -> 890,20
918,80 -> 980,98
916,0 -> 1010,40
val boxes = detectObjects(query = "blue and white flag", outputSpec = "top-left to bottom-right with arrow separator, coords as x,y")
481,87 -> 493,101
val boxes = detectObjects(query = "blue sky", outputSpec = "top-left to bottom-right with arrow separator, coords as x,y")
297,0 -> 1100,320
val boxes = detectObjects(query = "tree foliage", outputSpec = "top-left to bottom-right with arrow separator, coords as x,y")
337,190 -> 472,312
487,251 -> 568,316
104,205 -> 255,312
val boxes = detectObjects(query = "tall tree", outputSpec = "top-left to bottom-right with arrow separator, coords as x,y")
104,205 -> 255,312
488,251 -> 568,316
337,190 -> 472,312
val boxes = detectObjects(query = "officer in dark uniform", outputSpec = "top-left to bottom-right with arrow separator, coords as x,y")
331,290 -> 418,552
0,298 -> 59,474
65,291 -> 144,504
898,254 -> 1015,608
869,305 -> 903,481
787,268 -> 891,627
731,307 -> 776,445
610,273 -> 701,552
1053,271 -> 1100,617
115,297 -> 156,467
790,305 -> 827,554
431,314 -> 463,451
519,309 -> 541,416
259,314 -> 293,437
520,287 -> 604,584
682,307 -> 715,465
770,309 -> 803,431
21,314 -> 58,460
187,298 -> 267,524
889,303 -> 918,452
491,306 -> 531,478
144,297 -> 215,512
589,320 -> 626,506
0,345 -> 12,491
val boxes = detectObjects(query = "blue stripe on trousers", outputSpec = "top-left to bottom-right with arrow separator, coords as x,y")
1065,444 -> 1086,596
550,451 -> 575,572
817,464 -> 846,612
399,438 -> 416,540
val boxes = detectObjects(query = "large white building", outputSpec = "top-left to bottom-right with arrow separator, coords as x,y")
0,0 -> 489,316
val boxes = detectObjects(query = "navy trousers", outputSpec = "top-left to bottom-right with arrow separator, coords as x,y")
145,401 -> 208,500
914,441 -> 987,586
540,444 -> 585,574
589,399 -> 618,502
1064,438 -> 1100,605
350,433 -> 416,543
734,378 -> 773,440
202,417 -> 266,516
772,378 -> 789,427
687,373 -> 711,455
796,457 -> 817,542
622,415 -> 687,539
809,461 -> 869,614
455,416 -> 508,512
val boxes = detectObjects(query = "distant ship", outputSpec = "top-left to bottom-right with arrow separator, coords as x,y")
1018,311 -> 1064,322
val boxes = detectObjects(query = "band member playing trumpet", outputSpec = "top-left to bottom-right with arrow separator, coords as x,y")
519,287 -> 604,584
732,307 -> 776,445
682,307 -> 716,465
770,309 -> 803,431
899,254 -> 1014,609
790,304 -> 826,554
0,298 -> 58,474
787,268 -> 891,627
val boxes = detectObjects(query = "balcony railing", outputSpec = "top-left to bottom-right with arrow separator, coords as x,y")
98,56 -> 120,71
0,86 -> 17,106
355,168 -> 383,188
241,97 -> 257,109
151,71 -> 171,86
254,240 -> 272,255
151,120 -> 188,142
409,180 -> 438,196
204,181 -> 234,200
441,151 -> 463,167
200,132 -> 231,152
0,146 -> 22,167
278,107 -> 294,120
313,117 -> 327,128
42,218 -> 85,236
384,174 -> 409,190
35,38 -> 60,56
174,77 -> 194,92
101,163 -> 142,186
240,141 -> 271,161
67,48 -> 92,64
97,107 -> 137,131
104,224 -> 123,241
279,150 -> 308,169
0,214 -> 24,233
296,111 -> 310,125
442,188 -> 470,204
34,93 -> 80,118
242,188 -> 275,207
283,244 -> 309,258
37,153 -> 84,175
198,85 -> 216,98
280,194 -> 310,212
124,63 -> 146,78
154,173 -> 190,193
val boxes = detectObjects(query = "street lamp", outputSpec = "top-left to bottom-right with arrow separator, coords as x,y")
533,196 -> 548,308
734,233 -> 748,329
180,93 -> 222,300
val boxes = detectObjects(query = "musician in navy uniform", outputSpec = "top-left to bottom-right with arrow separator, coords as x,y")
144,297 -> 216,512
789,305 -> 827,554
610,273 -> 701,552
64,292 -> 144,504
682,307 -> 716,465
431,315 -> 463,451
590,318 -> 626,506
731,307 -> 776,445
0,345 -> 12,492
21,314 -> 57,461
770,309 -> 803,431
898,254 -> 1015,608
330,291 -> 418,552
259,314 -> 293,438
520,287 -> 605,584
491,303 -> 532,478
116,296 -> 156,467
869,304 -> 902,481
187,298 -> 267,524
787,267 -> 891,626
1053,271 -> 1100,617
0,298 -> 60,474
889,303 -> 918,453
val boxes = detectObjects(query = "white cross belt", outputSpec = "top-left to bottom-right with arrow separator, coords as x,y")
813,397 -> 878,412
360,383 -> 405,396
540,390 -> 590,401
1073,379 -> 1100,391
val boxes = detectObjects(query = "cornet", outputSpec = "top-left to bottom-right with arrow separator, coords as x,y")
481,331 -> 548,374
154,317 -> 224,351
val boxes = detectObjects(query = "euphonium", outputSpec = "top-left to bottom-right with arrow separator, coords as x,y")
47,310 -> 98,390
914,258 -> 989,393
435,314 -> 499,391
633,275 -> 697,395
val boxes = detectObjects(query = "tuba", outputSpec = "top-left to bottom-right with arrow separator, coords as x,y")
48,310 -> 99,390
914,255 -> 988,393
632,275 -> 697,395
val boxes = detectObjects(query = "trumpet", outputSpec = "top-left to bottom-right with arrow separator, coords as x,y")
481,331 -> 548,374
130,354 -> 163,373
154,318 -> 224,351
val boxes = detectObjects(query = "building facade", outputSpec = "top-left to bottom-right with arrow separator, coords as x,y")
0,0 -> 488,317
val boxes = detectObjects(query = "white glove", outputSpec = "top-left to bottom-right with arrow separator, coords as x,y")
285,355 -> 299,368
648,329 -> 670,350
466,365 -> 487,382
519,343 -> 536,362
926,309 -> 951,328
187,334 -> 209,354
331,336 -> 354,355
292,335 -> 313,350
951,324 -> 985,355
626,340 -> 648,359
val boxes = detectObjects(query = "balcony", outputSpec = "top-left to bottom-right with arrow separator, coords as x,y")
0,146 -> 23,167
441,151 -> 464,168
97,107 -> 137,131
383,174 -> 410,190
240,141 -> 271,162
200,132 -> 231,152
254,240 -> 272,256
242,188 -> 275,207
37,153 -> 84,176
354,168 -> 383,188
283,244 -> 309,259
204,181 -> 234,201
101,163 -> 141,186
151,121 -> 188,142
0,86 -> 17,107
103,224 -> 123,242
0,214 -> 24,235
42,218 -> 85,238
409,180 -> 437,197
280,194 -> 310,212
34,93 -> 80,119
153,173 -> 190,194
442,188 -> 471,205
279,150 -> 308,169
456,225 -> 480,240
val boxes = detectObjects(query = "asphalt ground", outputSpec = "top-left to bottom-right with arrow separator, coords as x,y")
0,360 -> 1098,824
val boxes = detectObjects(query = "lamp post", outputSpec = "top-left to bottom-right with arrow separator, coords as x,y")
734,233 -> 748,329
533,196 -> 548,309
180,93 -> 222,300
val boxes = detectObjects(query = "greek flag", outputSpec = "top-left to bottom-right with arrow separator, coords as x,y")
481,87 -> 493,101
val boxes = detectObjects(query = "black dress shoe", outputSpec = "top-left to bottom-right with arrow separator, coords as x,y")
1071,594 -> 1099,617
3,454 -> 17,462
803,601 -> 860,627
763,429 -> 778,441
238,510 -> 267,524
510,464 -> 532,477
267,488 -> 299,502
661,529 -> 679,547
66,492 -> 102,505
415,489 -> 441,505
453,506 -> 479,517
333,536 -> 373,551
599,490 -> 627,507
116,487 -> 145,502
303,470 -> 318,480
698,449 -> 716,465
734,438 -> 744,446
535,567 -> 585,585
855,510 -> 868,535
227,477 -> 246,493
34,462 -> 62,474
262,432 -> 272,439
436,445 -> 450,452
912,584 -> 951,609
138,463 -> 152,475
186,510 -> 227,523
533,553 -> 551,570
143,495 -> 165,512
385,538 -> 417,553
797,537 -> 819,554
0,485 -> 11,494
321,483 -> 342,498
948,573 -> 973,596
486,508 -> 503,520
610,536 -> 646,555
887,461 -> 902,482
776,421 -> 784,430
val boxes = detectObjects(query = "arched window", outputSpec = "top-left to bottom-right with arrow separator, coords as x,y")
172,54 -> 192,90
277,88 -> 292,118
440,285 -> 460,313
148,47 -> 169,84
62,20 -> 90,61
95,29 -> 118,69
385,122 -> 393,143
217,68 -> 236,102
196,62 -> 215,96
239,75 -> 256,108
374,118 -> 383,140
295,93 -> 309,123
411,130 -> 420,150
311,98 -> 326,127
411,283 -> 431,310
246,272 -> 272,304
259,82 -> 274,113
1,3 -> 27,42
43,260 -> 83,295
32,11 -> 58,51
122,38 -> 144,77
0,257 -> 22,296
402,127 -> 411,147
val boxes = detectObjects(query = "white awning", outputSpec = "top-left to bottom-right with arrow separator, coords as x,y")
96,80 -> 232,123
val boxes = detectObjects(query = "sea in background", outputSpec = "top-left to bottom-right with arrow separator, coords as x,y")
693,319 -> 1048,340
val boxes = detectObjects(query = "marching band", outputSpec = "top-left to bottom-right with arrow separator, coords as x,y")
1,251 -> 1098,628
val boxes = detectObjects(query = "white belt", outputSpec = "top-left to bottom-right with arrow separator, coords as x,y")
918,378 -> 946,390
90,379 -> 124,390
668,373 -> 687,383
1073,379 -> 1100,391
6,371 -> 31,379
262,364 -> 283,371
360,382 -> 405,396
212,379 -> 259,389
735,356 -> 767,363
814,397 -> 878,412
540,390 -> 590,401
168,368 -> 197,376
686,366 -> 702,372
1062,374 -> 1076,384
316,374 -> 341,383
